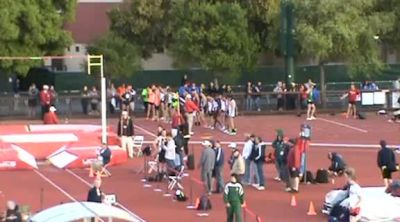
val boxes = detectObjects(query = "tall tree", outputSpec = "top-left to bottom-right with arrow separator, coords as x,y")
108,0 -> 173,59
0,0 -> 76,75
293,0 -> 394,104
170,1 -> 259,78
87,33 -> 141,78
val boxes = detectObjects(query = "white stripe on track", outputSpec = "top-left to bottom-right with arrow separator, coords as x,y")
317,117 -> 368,133
65,169 -> 146,222
33,170 -> 106,222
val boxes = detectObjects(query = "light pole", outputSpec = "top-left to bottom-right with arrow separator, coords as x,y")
280,0 -> 296,85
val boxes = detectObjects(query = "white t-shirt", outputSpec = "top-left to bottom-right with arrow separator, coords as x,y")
340,183 -> 362,209
242,140 -> 253,159
164,139 -> 176,161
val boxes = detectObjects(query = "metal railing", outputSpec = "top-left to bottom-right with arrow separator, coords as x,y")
1,90 -> 398,118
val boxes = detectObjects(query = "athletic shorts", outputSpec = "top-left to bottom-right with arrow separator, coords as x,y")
155,105 -> 160,110
382,168 -> 393,179
348,101 -> 356,105
307,101 -> 314,105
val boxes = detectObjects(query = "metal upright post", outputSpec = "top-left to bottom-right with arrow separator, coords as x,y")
87,55 -> 107,144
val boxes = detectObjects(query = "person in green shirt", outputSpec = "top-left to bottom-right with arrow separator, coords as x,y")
141,87 -> 149,113
224,174 -> 244,222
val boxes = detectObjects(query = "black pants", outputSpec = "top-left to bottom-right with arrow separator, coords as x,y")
81,99 -> 88,114
41,104 -> 49,118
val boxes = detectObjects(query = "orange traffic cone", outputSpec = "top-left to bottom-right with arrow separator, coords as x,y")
290,195 -> 297,207
307,201 -> 317,215
194,197 -> 200,209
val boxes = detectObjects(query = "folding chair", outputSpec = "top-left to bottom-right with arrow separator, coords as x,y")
168,166 -> 185,191
132,136 -> 144,157
147,159 -> 159,175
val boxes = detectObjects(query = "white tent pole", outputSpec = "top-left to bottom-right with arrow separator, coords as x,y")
100,60 -> 107,144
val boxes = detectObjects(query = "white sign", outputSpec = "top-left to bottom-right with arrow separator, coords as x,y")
361,92 -> 374,105
392,92 -> 400,108
104,194 -> 117,205
373,91 -> 386,105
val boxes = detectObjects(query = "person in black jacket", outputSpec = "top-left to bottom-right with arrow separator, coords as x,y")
4,201 -> 21,222
328,152 -> 347,176
212,141 -> 225,193
87,179 -> 103,203
117,111 -> 135,158
377,140 -> 399,188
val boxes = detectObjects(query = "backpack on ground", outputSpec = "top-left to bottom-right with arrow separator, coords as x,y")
315,168 -> 329,183
197,195 -> 212,211
175,189 -> 187,202
357,112 -> 366,120
300,170 -> 315,184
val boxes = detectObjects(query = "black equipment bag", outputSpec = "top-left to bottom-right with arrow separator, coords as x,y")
187,154 -> 195,170
316,168 -> 329,184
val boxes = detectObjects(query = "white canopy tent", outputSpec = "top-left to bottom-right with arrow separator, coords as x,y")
29,202 -> 145,222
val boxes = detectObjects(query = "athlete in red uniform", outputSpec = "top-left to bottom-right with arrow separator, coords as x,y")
341,84 -> 360,119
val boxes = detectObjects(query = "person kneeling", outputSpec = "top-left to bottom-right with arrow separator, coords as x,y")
328,152 -> 347,184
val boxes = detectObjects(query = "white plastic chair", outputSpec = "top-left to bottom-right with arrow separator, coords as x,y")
132,135 -> 144,157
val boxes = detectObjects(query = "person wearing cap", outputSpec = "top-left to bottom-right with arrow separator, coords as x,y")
377,140 -> 399,188
117,111 -> 135,158
39,85 -> 51,118
184,94 -> 199,135
228,143 -> 245,183
198,140 -> 216,195
224,174 -> 245,222
43,106 -> 59,124
212,141 -> 225,193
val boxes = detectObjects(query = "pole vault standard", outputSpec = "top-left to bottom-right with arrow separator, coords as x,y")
0,54 -> 107,144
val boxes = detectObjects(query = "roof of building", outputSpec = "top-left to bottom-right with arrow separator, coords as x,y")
64,1 -> 122,44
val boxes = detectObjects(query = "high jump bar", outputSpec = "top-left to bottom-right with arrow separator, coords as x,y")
0,55 -> 89,60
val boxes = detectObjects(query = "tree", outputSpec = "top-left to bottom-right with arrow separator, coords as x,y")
108,0 -> 173,59
170,1 -> 259,78
87,33 -> 141,78
293,0 -> 395,105
0,0 -> 76,75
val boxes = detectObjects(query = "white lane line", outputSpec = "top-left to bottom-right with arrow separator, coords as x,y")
65,169 -> 146,222
134,124 -> 157,137
33,170 -> 105,222
34,170 -> 78,201
317,117 -> 368,133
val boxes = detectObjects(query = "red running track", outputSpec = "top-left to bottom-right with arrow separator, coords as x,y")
0,114 -> 399,221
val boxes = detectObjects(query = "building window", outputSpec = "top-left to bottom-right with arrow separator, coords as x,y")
75,46 -> 80,52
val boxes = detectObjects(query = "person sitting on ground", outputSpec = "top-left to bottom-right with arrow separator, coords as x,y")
328,152 -> 347,183
377,140 -> 399,188
4,201 -> 21,222
385,180 -> 400,197
340,167 -> 362,222
43,106 -> 59,124
228,143 -> 245,184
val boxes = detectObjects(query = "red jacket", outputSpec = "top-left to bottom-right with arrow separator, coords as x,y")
43,112 -> 59,124
40,90 -> 51,106
185,100 -> 199,113
172,112 -> 184,128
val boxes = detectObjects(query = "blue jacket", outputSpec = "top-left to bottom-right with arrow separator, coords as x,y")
214,147 -> 224,167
